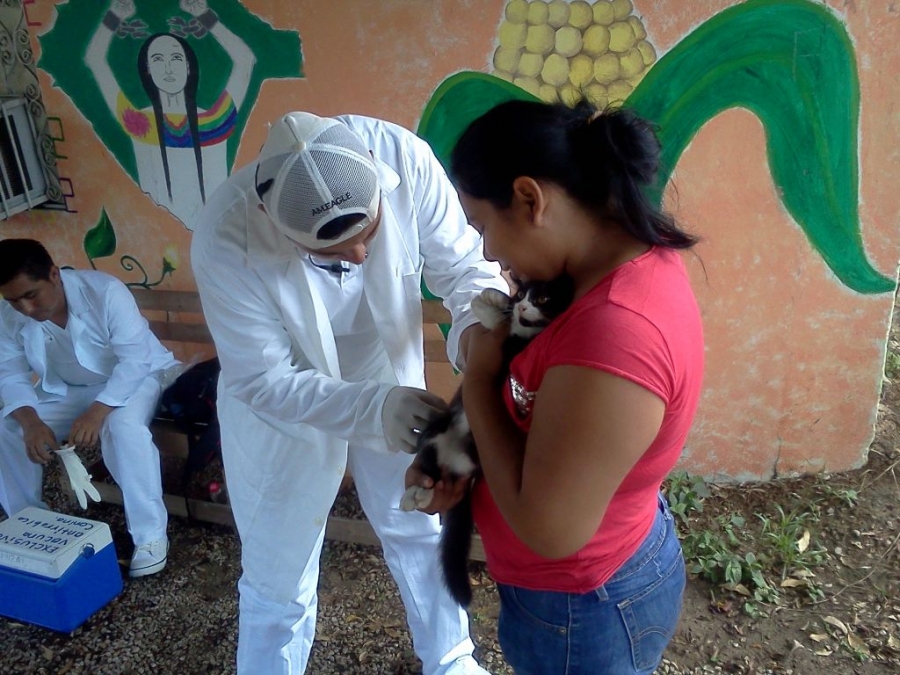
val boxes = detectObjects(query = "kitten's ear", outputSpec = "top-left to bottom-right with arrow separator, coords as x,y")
511,177 -> 547,225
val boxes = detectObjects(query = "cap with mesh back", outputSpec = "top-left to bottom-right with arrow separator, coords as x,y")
255,112 -> 380,250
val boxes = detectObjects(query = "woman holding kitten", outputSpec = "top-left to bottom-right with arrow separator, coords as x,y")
408,98 -> 704,674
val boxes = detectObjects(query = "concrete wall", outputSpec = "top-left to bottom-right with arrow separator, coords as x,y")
3,0 -> 898,481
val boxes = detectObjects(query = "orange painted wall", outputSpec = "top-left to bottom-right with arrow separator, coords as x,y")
4,1 -> 899,481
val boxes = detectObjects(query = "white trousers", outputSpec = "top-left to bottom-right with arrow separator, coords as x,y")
0,376 -> 168,546
220,395 -> 482,675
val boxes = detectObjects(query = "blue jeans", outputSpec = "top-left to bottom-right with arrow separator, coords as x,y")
496,495 -> 685,674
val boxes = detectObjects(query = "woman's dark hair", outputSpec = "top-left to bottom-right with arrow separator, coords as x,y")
0,239 -> 55,286
138,34 -> 204,203
450,99 -> 696,249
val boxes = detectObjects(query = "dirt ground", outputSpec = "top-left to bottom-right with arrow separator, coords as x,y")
654,436 -> 900,674
647,310 -> 900,675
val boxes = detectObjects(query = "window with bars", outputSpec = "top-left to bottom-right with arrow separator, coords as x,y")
0,97 -> 48,220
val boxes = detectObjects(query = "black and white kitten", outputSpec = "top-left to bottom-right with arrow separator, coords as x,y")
400,276 -> 575,607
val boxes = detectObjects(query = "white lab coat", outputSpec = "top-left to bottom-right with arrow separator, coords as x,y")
0,270 -> 177,544
0,269 -> 177,417
191,115 -> 505,675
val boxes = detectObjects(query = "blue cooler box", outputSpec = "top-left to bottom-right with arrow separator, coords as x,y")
0,507 -> 123,632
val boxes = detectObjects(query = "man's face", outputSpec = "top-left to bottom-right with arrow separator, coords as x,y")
0,268 -> 66,323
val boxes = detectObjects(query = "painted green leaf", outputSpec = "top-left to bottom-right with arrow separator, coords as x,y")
417,1 -> 892,295
626,0 -> 892,294
418,72 -> 537,169
84,207 -> 117,261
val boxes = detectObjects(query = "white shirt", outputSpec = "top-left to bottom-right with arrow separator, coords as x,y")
0,269 -> 178,418
41,321 -> 107,386
305,256 -> 391,382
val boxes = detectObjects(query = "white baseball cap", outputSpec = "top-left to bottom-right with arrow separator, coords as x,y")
255,112 -> 380,250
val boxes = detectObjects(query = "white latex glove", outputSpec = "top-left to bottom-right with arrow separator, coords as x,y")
56,444 -> 102,509
382,386 -> 448,454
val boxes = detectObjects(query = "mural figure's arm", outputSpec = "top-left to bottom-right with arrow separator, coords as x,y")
180,0 -> 256,110
84,0 -> 134,117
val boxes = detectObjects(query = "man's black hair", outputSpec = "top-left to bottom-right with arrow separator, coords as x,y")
255,176 -> 274,202
0,239 -> 55,286
317,213 -> 367,241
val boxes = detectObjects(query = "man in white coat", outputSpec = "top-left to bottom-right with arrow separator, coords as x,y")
191,112 -> 507,674
0,238 -> 177,577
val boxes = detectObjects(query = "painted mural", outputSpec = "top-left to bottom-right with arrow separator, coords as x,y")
10,0 -> 899,480
39,0 -> 302,229
82,208 -> 178,289
490,0 -> 656,109
419,0 -> 893,295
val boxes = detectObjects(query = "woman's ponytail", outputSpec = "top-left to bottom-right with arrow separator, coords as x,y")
573,104 -> 696,249
451,97 -> 697,250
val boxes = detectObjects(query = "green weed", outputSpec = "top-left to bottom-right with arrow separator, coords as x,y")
814,476 -> 860,508
663,472 -> 831,613
664,470 -> 710,525
884,349 -> 900,380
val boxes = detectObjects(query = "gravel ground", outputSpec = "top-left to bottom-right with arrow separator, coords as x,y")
0,457 -> 729,675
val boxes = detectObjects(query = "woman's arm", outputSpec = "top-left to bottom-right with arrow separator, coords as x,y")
85,0 -> 133,115
464,357 -> 665,559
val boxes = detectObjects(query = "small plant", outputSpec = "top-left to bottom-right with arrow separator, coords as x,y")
759,506 -> 827,568
836,487 -> 859,507
814,476 -> 860,508
664,471 -> 710,525
680,513 -> 779,610
670,474 -> 831,613
756,504 -> 828,601
884,348 -> 900,380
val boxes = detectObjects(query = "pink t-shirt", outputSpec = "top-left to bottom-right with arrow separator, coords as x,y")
471,247 -> 704,592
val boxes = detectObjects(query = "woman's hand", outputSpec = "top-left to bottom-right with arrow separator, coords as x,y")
463,321 -> 509,382
404,458 -> 470,515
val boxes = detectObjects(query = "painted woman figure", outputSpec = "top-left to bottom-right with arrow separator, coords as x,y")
86,0 -> 255,228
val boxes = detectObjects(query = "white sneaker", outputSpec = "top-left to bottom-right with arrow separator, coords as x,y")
129,537 -> 169,578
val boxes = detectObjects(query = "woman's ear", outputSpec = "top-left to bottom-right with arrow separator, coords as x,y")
511,176 -> 547,225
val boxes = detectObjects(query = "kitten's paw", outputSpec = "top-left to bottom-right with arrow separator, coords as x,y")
472,289 -> 510,329
399,485 -> 434,512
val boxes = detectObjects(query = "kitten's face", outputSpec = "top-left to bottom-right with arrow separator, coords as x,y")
510,277 -> 574,339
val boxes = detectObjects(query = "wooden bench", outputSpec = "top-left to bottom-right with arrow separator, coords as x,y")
89,287 -> 486,561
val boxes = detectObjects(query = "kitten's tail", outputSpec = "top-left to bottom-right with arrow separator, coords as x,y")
440,494 -> 474,607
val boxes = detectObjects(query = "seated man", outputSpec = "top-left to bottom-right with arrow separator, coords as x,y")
0,238 -> 177,577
